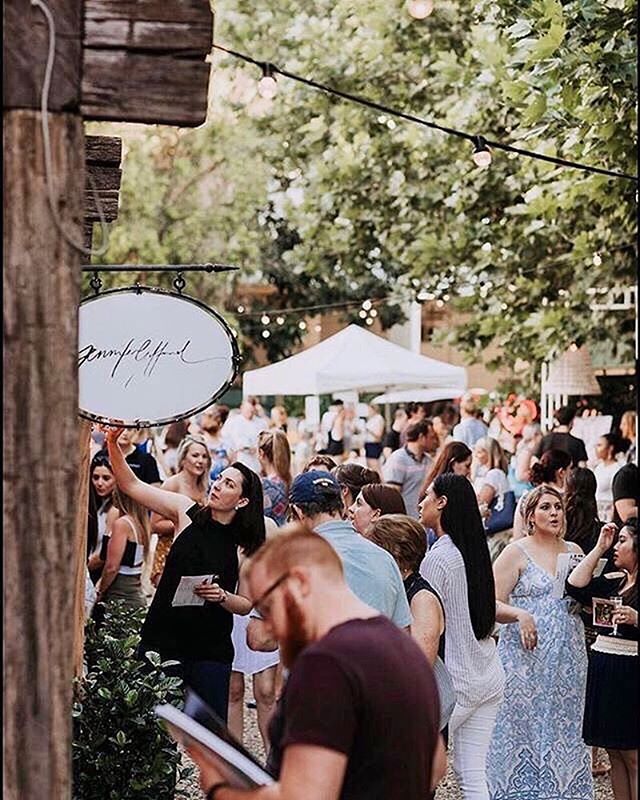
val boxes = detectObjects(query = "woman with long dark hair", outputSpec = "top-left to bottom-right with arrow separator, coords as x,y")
565,467 -> 602,552
104,425 -> 265,720
87,452 -> 120,584
567,519 -> 638,800
419,473 -> 504,799
487,485 -> 592,800
512,448 -> 571,539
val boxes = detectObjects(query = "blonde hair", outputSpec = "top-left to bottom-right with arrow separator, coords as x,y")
176,435 -> 211,494
258,429 -> 292,487
475,436 -> 509,473
522,484 -> 566,538
112,488 -> 151,556
621,410 -> 636,441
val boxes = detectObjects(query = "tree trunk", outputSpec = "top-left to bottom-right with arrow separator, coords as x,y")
3,109 -> 85,800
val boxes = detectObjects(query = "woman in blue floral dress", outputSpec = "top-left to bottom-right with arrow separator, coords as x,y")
487,484 -> 593,800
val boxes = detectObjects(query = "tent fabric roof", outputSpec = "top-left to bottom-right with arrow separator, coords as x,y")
242,324 -> 467,396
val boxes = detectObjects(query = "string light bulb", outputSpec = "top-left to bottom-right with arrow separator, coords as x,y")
408,0 -> 434,19
276,316 -> 285,325
362,299 -> 373,311
472,135 -> 492,168
260,314 -> 271,325
258,63 -> 278,99
298,321 -> 307,331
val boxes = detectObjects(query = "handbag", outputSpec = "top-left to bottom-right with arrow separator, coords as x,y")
432,655 -> 455,732
485,489 -> 516,535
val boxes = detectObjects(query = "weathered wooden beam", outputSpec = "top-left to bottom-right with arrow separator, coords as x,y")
85,134 -> 122,165
81,0 -> 214,126
3,0 -> 82,111
4,108 -> 84,800
84,134 -> 122,248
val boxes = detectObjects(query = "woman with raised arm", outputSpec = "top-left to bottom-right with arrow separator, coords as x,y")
104,426 -> 265,720
487,485 -> 592,800
149,434 -> 212,587
566,519 -> 638,800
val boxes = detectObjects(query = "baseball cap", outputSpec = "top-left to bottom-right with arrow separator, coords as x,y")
289,470 -> 342,505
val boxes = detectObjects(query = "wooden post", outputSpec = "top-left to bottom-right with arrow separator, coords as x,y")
3,110 -> 85,800
72,421 -> 93,680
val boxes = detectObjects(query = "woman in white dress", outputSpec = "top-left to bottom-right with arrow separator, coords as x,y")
228,516 -> 280,751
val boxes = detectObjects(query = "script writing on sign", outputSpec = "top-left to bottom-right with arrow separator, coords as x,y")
78,337 -> 224,388
78,287 -> 239,427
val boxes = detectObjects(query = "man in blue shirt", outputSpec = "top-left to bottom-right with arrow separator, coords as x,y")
452,397 -> 489,448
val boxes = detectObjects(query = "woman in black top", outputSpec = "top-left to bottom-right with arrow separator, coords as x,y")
567,519 -> 638,800
105,426 -> 265,720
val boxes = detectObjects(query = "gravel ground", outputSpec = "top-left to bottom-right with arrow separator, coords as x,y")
176,686 -> 615,799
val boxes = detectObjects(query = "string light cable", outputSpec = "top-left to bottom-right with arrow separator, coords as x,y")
212,43 -> 638,183
31,0 -> 110,257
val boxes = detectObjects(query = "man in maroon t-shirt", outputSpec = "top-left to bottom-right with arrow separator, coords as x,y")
188,526 -> 445,800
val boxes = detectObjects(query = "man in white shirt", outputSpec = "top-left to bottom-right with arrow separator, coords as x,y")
221,399 -> 268,473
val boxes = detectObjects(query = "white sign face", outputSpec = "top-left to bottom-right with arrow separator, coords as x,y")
78,287 -> 239,427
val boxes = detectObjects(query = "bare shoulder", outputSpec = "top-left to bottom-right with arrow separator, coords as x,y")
565,540 -> 584,555
496,540 -> 527,567
161,474 -> 181,492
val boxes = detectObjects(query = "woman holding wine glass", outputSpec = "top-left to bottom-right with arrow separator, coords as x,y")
567,519 -> 638,800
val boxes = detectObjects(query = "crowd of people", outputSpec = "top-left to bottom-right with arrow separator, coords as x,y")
84,394 -> 638,800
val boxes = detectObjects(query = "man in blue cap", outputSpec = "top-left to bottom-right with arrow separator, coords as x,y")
287,470 -> 411,626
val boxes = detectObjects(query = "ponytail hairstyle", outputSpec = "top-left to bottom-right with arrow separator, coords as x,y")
529,449 -> 571,486
600,432 -> 628,459
432,473 -> 496,640
195,462 -> 266,556
258,429 -> 292,488
360,483 -> 407,516
112,487 -> 151,557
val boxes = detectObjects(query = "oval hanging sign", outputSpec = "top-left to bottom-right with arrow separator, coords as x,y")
78,287 -> 240,427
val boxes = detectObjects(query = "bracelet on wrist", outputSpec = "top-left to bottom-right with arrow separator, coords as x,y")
206,781 -> 230,799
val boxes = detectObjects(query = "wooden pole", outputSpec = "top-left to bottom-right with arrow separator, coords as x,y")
3,109 -> 85,800
72,420 -> 93,680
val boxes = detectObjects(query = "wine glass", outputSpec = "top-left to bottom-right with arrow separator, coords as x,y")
611,596 -> 623,637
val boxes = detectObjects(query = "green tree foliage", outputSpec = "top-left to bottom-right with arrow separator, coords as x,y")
92,0 -> 636,384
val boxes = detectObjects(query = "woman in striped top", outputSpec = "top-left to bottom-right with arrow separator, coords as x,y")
419,474 -> 505,800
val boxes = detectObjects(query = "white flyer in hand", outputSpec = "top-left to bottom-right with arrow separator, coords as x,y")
172,575 -> 215,607
553,554 -> 607,599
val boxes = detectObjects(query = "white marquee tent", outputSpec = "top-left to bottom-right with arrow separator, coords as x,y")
242,324 -> 467,397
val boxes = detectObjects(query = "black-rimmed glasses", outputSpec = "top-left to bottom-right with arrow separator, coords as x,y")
253,571 -> 290,619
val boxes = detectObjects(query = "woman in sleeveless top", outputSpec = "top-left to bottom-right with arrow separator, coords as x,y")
95,488 -> 149,609
150,435 -> 211,586
366,513 -> 452,733
419,474 -> 504,799
86,451 -> 120,585
488,484 -> 592,800
105,426 -> 265,721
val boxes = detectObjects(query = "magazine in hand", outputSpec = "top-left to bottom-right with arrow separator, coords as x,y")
552,553 -> 607,599
155,690 -> 274,788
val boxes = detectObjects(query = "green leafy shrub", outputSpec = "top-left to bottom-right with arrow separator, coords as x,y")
72,601 -> 194,799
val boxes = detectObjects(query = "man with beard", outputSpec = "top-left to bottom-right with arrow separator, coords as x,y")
189,526 -> 445,800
